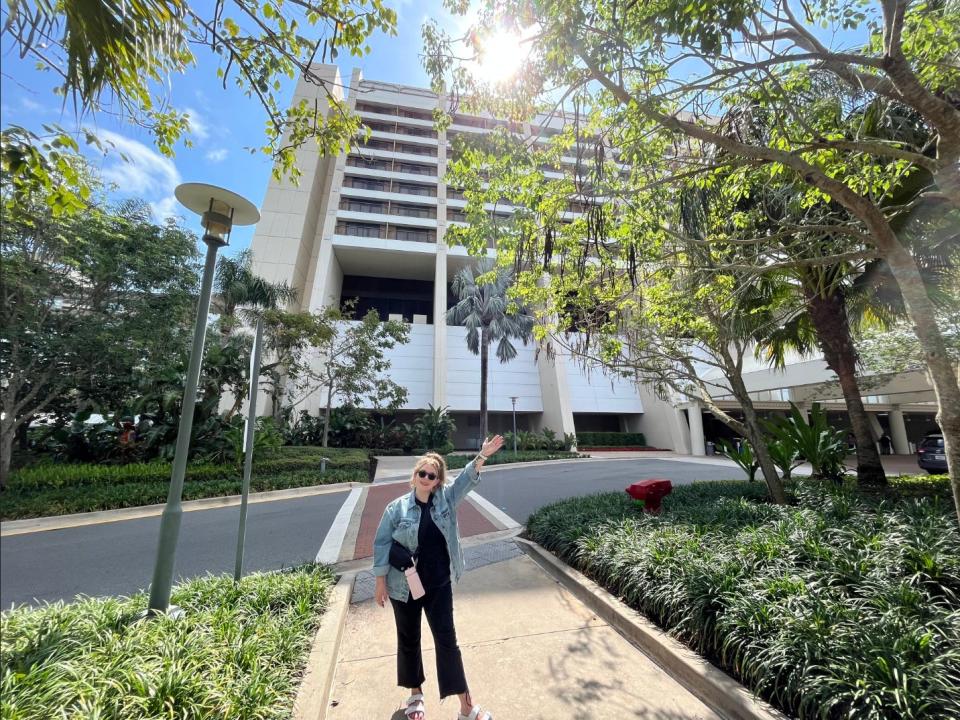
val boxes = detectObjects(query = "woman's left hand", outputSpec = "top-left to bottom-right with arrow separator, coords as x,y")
481,435 -> 505,459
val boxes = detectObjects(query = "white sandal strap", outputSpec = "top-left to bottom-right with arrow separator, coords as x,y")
459,706 -> 491,720
405,694 -> 425,717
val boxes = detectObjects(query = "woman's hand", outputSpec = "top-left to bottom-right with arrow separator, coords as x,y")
375,576 -> 388,608
480,435 -> 505,461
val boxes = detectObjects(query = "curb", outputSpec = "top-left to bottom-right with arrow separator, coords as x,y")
292,571 -> 357,720
515,538 -> 787,720
0,482 -> 365,537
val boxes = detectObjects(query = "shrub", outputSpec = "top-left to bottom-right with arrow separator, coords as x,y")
527,482 -> 960,719
716,437 -> 760,481
1,445 -> 371,520
413,405 -> 456,451
1,565 -> 335,718
765,403 -> 847,482
575,431 -> 647,447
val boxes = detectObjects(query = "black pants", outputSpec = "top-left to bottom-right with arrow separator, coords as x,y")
390,581 -> 468,699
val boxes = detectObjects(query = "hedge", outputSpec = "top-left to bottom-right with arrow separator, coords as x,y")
575,431 -> 647,447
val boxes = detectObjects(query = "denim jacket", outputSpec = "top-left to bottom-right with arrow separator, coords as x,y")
372,459 -> 481,602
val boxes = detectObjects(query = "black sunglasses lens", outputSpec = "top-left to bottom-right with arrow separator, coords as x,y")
417,470 -> 437,480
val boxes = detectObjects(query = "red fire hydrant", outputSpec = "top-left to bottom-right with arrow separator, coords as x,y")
626,478 -> 673,514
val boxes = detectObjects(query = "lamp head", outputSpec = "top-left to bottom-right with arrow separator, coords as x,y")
174,183 -> 260,247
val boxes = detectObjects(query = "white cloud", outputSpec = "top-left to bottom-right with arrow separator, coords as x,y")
184,107 -> 209,141
205,148 -> 229,163
96,129 -> 183,221
21,97 -> 44,112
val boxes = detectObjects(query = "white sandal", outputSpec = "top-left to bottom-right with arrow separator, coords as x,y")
457,706 -> 493,720
404,693 -> 425,719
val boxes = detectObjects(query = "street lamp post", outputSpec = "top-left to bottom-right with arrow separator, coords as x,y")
147,183 -> 259,616
510,396 -> 518,454
234,317 -> 264,582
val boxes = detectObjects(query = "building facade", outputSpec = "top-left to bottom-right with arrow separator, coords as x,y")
249,65 -> 938,453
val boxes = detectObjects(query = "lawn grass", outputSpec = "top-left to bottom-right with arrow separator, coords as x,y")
1,564 -> 336,719
526,477 -> 960,719
0,446 -> 370,521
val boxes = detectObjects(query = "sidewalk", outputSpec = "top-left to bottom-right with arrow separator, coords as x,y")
328,541 -> 722,720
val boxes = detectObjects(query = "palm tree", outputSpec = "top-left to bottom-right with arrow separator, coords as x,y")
447,260 -> 534,445
213,249 -> 299,338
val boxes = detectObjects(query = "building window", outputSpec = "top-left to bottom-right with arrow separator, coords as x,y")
446,208 -> 467,222
340,199 -> 387,214
344,176 -> 388,192
347,155 -> 391,171
392,204 -> 435,219
392,227 -> 435,243
340,275 -> 434,323
336,221 -> 385,238
395,182 -> 435,197
396,162 -> 434,176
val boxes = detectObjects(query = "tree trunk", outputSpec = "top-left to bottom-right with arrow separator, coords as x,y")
806,291 -> 887,486
0,424 -> 13,490
322,383 -> 334,448
865,223 -> 960,525
17,419 -> 30,452
728,370 -> 787,504
480,325 -> 489,447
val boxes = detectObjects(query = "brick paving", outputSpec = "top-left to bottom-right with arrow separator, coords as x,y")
352,482 -> 497,561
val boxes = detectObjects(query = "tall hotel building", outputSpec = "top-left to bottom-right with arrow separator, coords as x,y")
249,64 -> 938,454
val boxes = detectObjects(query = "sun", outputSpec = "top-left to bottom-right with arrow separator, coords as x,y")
472,27 -> 534,85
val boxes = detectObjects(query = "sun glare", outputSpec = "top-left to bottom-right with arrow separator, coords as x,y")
473,27 -> 533,85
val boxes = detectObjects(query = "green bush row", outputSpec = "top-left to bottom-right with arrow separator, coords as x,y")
575,431 -> 647,447
0,467 -> 367,520
8,446 -> 370,493
1,564 -> 335,718
526,479 -> 960,719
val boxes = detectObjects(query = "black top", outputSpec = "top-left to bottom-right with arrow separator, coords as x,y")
415,494 -> 451,589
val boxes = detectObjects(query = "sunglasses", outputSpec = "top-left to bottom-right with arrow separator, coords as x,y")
417,470 -> 437,481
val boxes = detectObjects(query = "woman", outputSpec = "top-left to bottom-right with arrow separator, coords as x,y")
373,435 -> 505,720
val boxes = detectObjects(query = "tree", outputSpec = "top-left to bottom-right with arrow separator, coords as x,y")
424,0 -> 960,523
214,249 -> 298,341
1,163 -> 199,487
447,261 -> 535,446
2,0 -> 397,206
259,309 -> 335,421
308,306 -> 409,447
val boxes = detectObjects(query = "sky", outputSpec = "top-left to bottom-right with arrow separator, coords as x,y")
0,0 -> 465,258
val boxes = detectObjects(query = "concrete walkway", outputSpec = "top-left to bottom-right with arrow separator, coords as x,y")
328,548 -> 722,720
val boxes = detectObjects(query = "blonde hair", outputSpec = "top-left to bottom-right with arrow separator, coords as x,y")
409,452 -> 447,491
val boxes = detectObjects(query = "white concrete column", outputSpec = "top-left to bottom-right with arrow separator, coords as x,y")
688,402 -> 706,456
889,406 -> 910,455
433,92 -> 448,408
533,342 -> 577,440
867,413 -> 884,441
795,402 -> 810,424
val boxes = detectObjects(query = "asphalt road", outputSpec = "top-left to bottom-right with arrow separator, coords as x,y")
1,458 -> 744,608
472,457 -> 749,524
1,491 -> 349,608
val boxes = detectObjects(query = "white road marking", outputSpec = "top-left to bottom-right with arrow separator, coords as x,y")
468,490 -> 521,529
315,487 -> 364,564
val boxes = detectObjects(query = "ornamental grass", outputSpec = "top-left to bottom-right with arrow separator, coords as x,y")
1,564 -> 335,719
527,479 -> 960,719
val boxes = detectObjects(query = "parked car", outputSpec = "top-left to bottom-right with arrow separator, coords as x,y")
917,433 -> 947,474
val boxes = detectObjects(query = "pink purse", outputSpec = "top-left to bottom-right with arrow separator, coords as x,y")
405,561 -> 426,600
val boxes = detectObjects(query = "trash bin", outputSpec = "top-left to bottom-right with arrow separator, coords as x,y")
368,455 -> 378,483
705,441 -> 715,456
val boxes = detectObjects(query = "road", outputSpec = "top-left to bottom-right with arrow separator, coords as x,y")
472,457 -> 747,523
1,458 -> 747,608
1,492 -> 349,608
